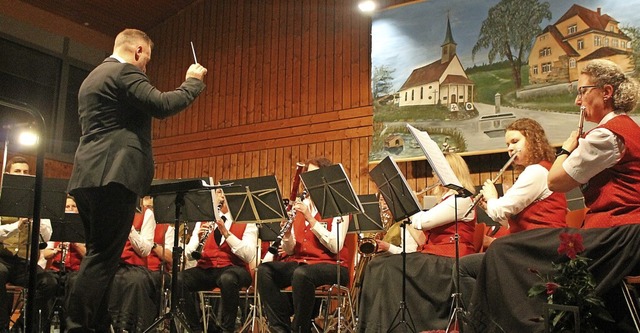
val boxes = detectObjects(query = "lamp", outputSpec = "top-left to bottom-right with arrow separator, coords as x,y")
358,1 -> 377,13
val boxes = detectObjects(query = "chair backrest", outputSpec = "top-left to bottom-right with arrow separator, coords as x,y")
566,208 -> 587,228
344,233 -> 358,289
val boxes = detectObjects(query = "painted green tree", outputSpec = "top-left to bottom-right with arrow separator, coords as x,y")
372,65 -> 396,100
621,25 -> 640,77
472,0 -> 551,89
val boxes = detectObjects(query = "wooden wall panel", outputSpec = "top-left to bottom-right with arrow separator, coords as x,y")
141,0 -> 519,203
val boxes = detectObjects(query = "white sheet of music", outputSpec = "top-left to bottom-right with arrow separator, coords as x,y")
406,124 -> 463,190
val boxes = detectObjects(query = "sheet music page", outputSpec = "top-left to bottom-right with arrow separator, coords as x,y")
406,124 -> 463,190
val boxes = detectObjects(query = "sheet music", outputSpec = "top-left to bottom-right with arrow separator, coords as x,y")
406,124 -> 464,191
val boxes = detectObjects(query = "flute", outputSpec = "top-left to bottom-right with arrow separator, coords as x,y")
463,150 -> 520,218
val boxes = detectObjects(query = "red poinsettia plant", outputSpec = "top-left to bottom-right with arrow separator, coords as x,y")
528,232 -> 613,332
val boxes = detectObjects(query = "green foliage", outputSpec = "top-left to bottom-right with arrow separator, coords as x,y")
472,0 -> 551,88
621,25 -> 640,78
528,234 -> 614,332
372,65 -> 396,99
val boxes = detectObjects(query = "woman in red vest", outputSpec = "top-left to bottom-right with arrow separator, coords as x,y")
257,157 -> 350,333
468,60 -> 640,332
358,153 -> 478,332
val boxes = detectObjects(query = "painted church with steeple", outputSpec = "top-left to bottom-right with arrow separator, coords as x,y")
397,17 -> 475,111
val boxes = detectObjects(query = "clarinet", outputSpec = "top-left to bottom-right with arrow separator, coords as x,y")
268,191 -> 306,255
267,162 -> 305,255
191,203 -> 223,260
59,242 -> 69,271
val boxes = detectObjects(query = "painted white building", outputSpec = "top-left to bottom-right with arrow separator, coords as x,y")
398,18 -> 475,108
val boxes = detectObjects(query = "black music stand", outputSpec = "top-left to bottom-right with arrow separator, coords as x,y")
0,174 -> 68,221
407,124 -> 473,333
0,173 -> 67,332
350,194 -> 385,234
300,164 -> 363,333
350,194 -> 385,253
220,175 -> 286,333
369,156 -> 422,333
144,178 -> 225,333
50,213 -> 86,243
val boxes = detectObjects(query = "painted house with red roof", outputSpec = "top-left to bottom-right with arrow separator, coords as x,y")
528,4 -> 633,84
398,18 -> 475,110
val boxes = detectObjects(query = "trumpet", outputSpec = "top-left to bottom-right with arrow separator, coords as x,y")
191,203 -> 224,260
578,106 -> 585,137
463,149 -> 520,218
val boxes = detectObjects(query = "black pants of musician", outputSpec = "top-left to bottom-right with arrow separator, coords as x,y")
65,183 -> 138,332
257,261 -> 348,333
177,265 -> 251,332
0,256 -> 57,329
454,252 -> 484,309
109,264 -> 160,332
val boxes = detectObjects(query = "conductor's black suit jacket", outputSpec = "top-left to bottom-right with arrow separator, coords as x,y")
68,57 -> 205,196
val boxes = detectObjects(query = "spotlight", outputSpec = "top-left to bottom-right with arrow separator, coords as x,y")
17,129 -> 39,146
358,0 -> 376,13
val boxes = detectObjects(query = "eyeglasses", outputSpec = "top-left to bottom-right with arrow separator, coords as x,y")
576,85 -> 599,98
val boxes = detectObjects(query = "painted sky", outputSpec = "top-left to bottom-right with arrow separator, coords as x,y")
372,0 -> 640,91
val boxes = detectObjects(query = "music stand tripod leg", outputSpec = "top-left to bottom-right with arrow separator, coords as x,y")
143,194 -> 194,333
445,194 -> 470,333
386,219 -> 417,333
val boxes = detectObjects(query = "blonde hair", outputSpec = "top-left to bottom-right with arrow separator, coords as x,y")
114,29 -> 154,52
431,153 -> 475,199
581,59 -> 639,114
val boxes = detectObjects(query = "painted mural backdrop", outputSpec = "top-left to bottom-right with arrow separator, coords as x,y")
370,0 -> 640,162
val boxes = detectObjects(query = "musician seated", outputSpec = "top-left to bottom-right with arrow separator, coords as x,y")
108,201 -> 158,332
143,196 -> 173,309
457,118 -> 568,312
178,188 -> 257,333
257,157 -> 351,333
358,153 -> 478,332
465,59 -> 640,332
43,196 -> 86,274
0,156 -> 57,331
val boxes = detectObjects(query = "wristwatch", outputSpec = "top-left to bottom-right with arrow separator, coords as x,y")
556,148 -> 572,157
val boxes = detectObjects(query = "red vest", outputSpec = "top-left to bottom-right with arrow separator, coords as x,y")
285,211 -> 349,267
49,242 -> 83,272
420,195 -> 477,258
508,161 -> 567,233
120,211 -> 147,266
582,115 -> 640,228
197,222 -> 248,269
147,223 -> 169,272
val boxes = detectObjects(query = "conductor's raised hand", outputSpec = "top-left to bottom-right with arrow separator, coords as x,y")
186,63 -> 207,81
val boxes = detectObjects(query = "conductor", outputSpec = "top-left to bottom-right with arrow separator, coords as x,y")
65,28 -> 207,331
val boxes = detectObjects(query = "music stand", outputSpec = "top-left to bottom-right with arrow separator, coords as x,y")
220,175 -> 286,333
0,173 -> 67,332
144,178 -> 226,333
349,194 -> 385,321
50,213 -> 86,243
0,174 -> 68,221
407,124 -> 472,333
369,156 -> 422,333
300,164 -> 363,333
